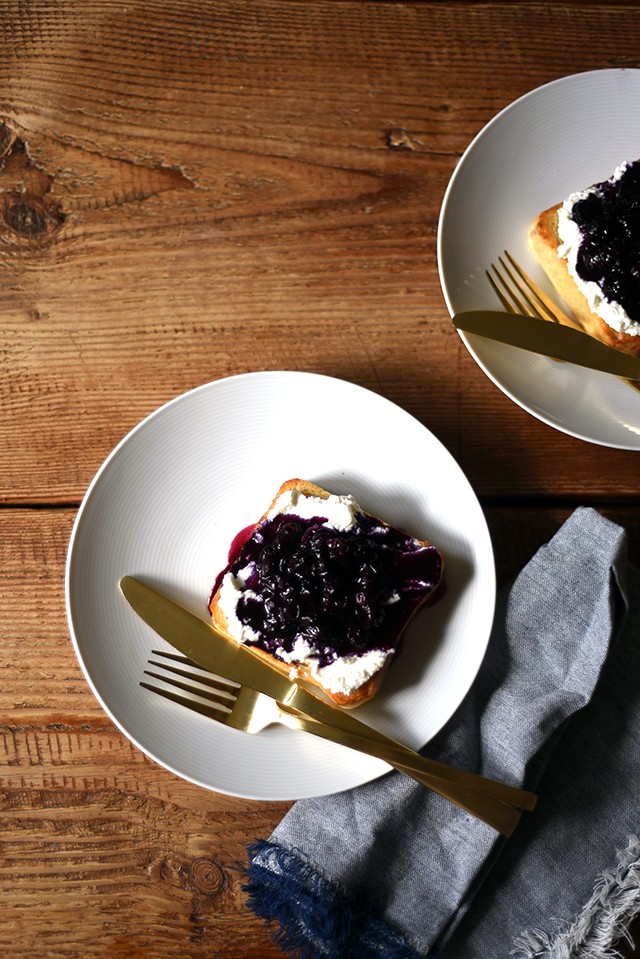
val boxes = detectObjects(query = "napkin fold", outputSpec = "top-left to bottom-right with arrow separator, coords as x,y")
244,507 -> 640,959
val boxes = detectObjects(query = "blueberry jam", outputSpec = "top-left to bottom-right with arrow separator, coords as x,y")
572,161 -> 640,323
217,510 -> 443,668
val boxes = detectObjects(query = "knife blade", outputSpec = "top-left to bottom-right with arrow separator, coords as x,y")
452,310 -> 640,381
120,575 -> 536,811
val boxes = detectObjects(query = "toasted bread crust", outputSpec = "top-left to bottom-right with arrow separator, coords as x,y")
208,478 -> 443,708
528,204 -> 640,358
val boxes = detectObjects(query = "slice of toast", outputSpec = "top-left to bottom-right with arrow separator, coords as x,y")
208,479 -> 444,708
529,204 -> 640,358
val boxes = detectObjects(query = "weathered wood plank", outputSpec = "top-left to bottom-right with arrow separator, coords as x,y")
2,1 -> 640,503
0,506 -> 288,956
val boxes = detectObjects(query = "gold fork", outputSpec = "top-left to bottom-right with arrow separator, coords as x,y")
142,649 -> 535,836
487,251 -> 584,332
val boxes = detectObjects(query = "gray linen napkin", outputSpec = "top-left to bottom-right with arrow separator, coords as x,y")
245,507 -> 640,958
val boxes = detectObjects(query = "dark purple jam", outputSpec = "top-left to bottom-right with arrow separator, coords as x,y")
572,161 -> 640,323
219,510 -> 443,668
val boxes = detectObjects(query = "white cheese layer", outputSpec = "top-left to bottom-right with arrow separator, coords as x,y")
275,636 -> 391,695
217,563 -> 260,645
557,161 -> 640,337
268,488 -> 360,531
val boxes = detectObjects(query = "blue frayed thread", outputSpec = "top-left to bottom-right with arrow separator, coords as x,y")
244,840 -> 424,959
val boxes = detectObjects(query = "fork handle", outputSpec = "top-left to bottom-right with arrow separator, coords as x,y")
278,706 -> 523,836
279,694 -> 536,812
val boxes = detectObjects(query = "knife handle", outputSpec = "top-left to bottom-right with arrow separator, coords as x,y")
278,704 -> 522,835
280,688 -> 537,812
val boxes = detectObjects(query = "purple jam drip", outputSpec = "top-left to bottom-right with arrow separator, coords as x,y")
222,510 -> 443,668
572,161 -> 640,323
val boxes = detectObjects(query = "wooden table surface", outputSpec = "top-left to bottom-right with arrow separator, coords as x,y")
2,2 -> 639,956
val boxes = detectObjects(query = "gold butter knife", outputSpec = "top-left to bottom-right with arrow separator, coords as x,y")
453,310 -> 640,381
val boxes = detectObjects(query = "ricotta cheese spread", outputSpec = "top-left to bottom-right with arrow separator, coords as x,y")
557,161 -> 640,337
268,488 -> 361,531
276,636 -> 391,696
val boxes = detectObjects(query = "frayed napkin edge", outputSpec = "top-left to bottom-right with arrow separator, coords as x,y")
244,839 -> 424,959
511,834 -> 640,959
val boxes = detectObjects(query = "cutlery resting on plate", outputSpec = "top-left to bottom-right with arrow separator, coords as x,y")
120,575 -> 537,835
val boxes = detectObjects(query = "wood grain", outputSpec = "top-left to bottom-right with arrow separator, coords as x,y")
2,1 -> 640,503
0,507 -> 288,956
2,2 -> 640,957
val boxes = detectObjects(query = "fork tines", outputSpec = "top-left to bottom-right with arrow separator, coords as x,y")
141,649 -> 238,718
487,251 -> 584,332
487,251 -> 559,322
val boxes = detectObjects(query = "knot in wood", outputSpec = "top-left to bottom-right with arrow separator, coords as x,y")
4,197 -> 48,238
386,128 -> 422,151
189,857 -> 225,896
0,121 -> 17,160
